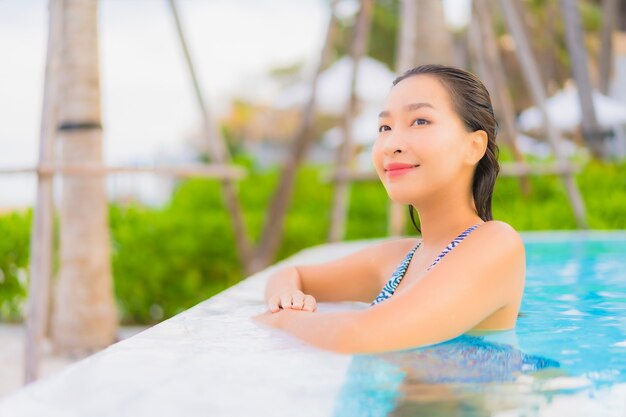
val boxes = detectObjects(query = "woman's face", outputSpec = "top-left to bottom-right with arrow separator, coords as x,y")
371,74 -> 484,205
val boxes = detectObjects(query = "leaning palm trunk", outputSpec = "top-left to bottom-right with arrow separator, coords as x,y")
249,0 -> 340,271
328,0 -> 374,243
51,0 -> 117,353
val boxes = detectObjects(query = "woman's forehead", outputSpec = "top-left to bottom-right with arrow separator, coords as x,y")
384,75 -> 452,113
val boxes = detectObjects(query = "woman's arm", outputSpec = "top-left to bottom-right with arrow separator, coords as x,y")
263,237 -> 416,306
253,308 -> 360,352
252,221 -> 525,354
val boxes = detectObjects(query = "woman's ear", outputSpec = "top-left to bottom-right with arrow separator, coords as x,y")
466,130 -> 488,165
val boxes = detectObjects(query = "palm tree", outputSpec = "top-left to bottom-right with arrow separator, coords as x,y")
51,0 -> 117,353
415,0 -> 454,66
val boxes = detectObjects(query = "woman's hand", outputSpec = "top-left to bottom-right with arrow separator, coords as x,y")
251,307 -> 315,330
266,289 -> 317,313
251,310 -> 283,329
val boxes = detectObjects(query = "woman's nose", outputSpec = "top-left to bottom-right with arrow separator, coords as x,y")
382,132 -> 406,155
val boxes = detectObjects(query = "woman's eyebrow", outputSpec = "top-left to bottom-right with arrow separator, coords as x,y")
378,102 -> 435,118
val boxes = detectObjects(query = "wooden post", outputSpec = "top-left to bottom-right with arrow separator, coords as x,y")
560,0 -> 607,159
250,0 -> 340,271
167,0 -> 254,272
51,0 -> 118,354
328,0 -> 374,243
24,0 -> 62,384
473,0 -> 531,196
499,0 -> 589,229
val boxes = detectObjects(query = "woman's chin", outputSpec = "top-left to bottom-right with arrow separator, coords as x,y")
383,186 -> 422,205
386,194 -> 419,205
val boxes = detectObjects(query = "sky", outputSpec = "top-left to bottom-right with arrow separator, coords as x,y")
0,0 -> 471,208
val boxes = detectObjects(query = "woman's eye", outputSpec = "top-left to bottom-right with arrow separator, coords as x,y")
412,118 -> 429,126
378,125 -> 391,132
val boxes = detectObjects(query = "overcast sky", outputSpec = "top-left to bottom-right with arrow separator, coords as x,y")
0,0 -> 471,207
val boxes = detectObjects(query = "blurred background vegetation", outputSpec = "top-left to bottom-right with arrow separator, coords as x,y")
2,0 -> 625,328
2,156 -> 625,324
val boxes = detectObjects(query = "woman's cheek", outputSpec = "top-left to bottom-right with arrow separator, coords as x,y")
371,143 -> 385,175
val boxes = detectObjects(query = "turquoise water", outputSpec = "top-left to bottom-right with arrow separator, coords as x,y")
332,233 -> 626,417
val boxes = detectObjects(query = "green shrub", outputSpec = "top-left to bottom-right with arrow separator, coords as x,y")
0,210 -> 31,321
1,159 -> 625,324
110,203 -> 240,324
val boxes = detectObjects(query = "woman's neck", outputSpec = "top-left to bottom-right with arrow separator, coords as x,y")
412,187 -> 483,249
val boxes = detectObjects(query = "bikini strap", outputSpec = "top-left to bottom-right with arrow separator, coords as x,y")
370,240 -> 421,306
426,222 -> 482,271
370,222 -> 483,307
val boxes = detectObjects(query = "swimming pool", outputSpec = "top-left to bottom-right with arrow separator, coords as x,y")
1,232 -> 624,417
333,232 -> 626,417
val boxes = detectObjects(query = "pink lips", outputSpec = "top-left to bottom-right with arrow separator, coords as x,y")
384,162 -> 419,178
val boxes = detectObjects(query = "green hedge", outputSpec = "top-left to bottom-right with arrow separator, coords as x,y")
0,211 -> 31,321
1,159 -> 625,324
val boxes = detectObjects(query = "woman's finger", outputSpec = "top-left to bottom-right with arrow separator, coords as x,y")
302,295 -> 317,312
291,291 -> 305,309
267,295 -> 281,312
279,294 -> 293,309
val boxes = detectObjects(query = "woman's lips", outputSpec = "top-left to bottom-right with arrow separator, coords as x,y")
385,165 -> 419,178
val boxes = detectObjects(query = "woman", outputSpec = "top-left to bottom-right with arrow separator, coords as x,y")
252,64 -> 525,355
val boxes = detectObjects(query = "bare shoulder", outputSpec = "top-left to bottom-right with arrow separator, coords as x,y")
339,223 -> 527,352
469,220 -> 526,299
475,220 -> 525,255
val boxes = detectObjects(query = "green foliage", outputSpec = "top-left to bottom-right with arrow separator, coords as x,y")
109,202 -> 240,324
2,160 -> 626,324
575,159 -> 626,229
346,181 -> 389,239
333,0 -> 398,70
0,210 -> 31,321
367,0 -> 399,70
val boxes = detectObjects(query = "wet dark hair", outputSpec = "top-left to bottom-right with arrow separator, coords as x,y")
391,64 -> 500,234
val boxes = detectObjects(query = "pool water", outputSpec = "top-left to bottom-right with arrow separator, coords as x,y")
332,232 -> 626,417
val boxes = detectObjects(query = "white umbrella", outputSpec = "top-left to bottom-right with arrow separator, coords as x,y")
518,86 -> 626,132
515,133 -> 580,158
275,56 -> 395,114
321,106 -> 381,148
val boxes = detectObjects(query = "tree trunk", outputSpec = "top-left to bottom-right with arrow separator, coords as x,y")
541,1 -> 559,94
328,0 -> 374,243
415,0 -> 454,66
386,0 -> 419,237
396,0 -> 418,73
167,0 -> 254,273
560,0 -> 606,159
618,0 -> 626,31
599,0 -> 618,94
52,0 -> 117,354
249,0 -> 340,272
499,0 -> 589,229
473,0 -> 531,196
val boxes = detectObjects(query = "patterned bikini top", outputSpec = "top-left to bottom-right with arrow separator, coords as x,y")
370,222 -> 483,307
